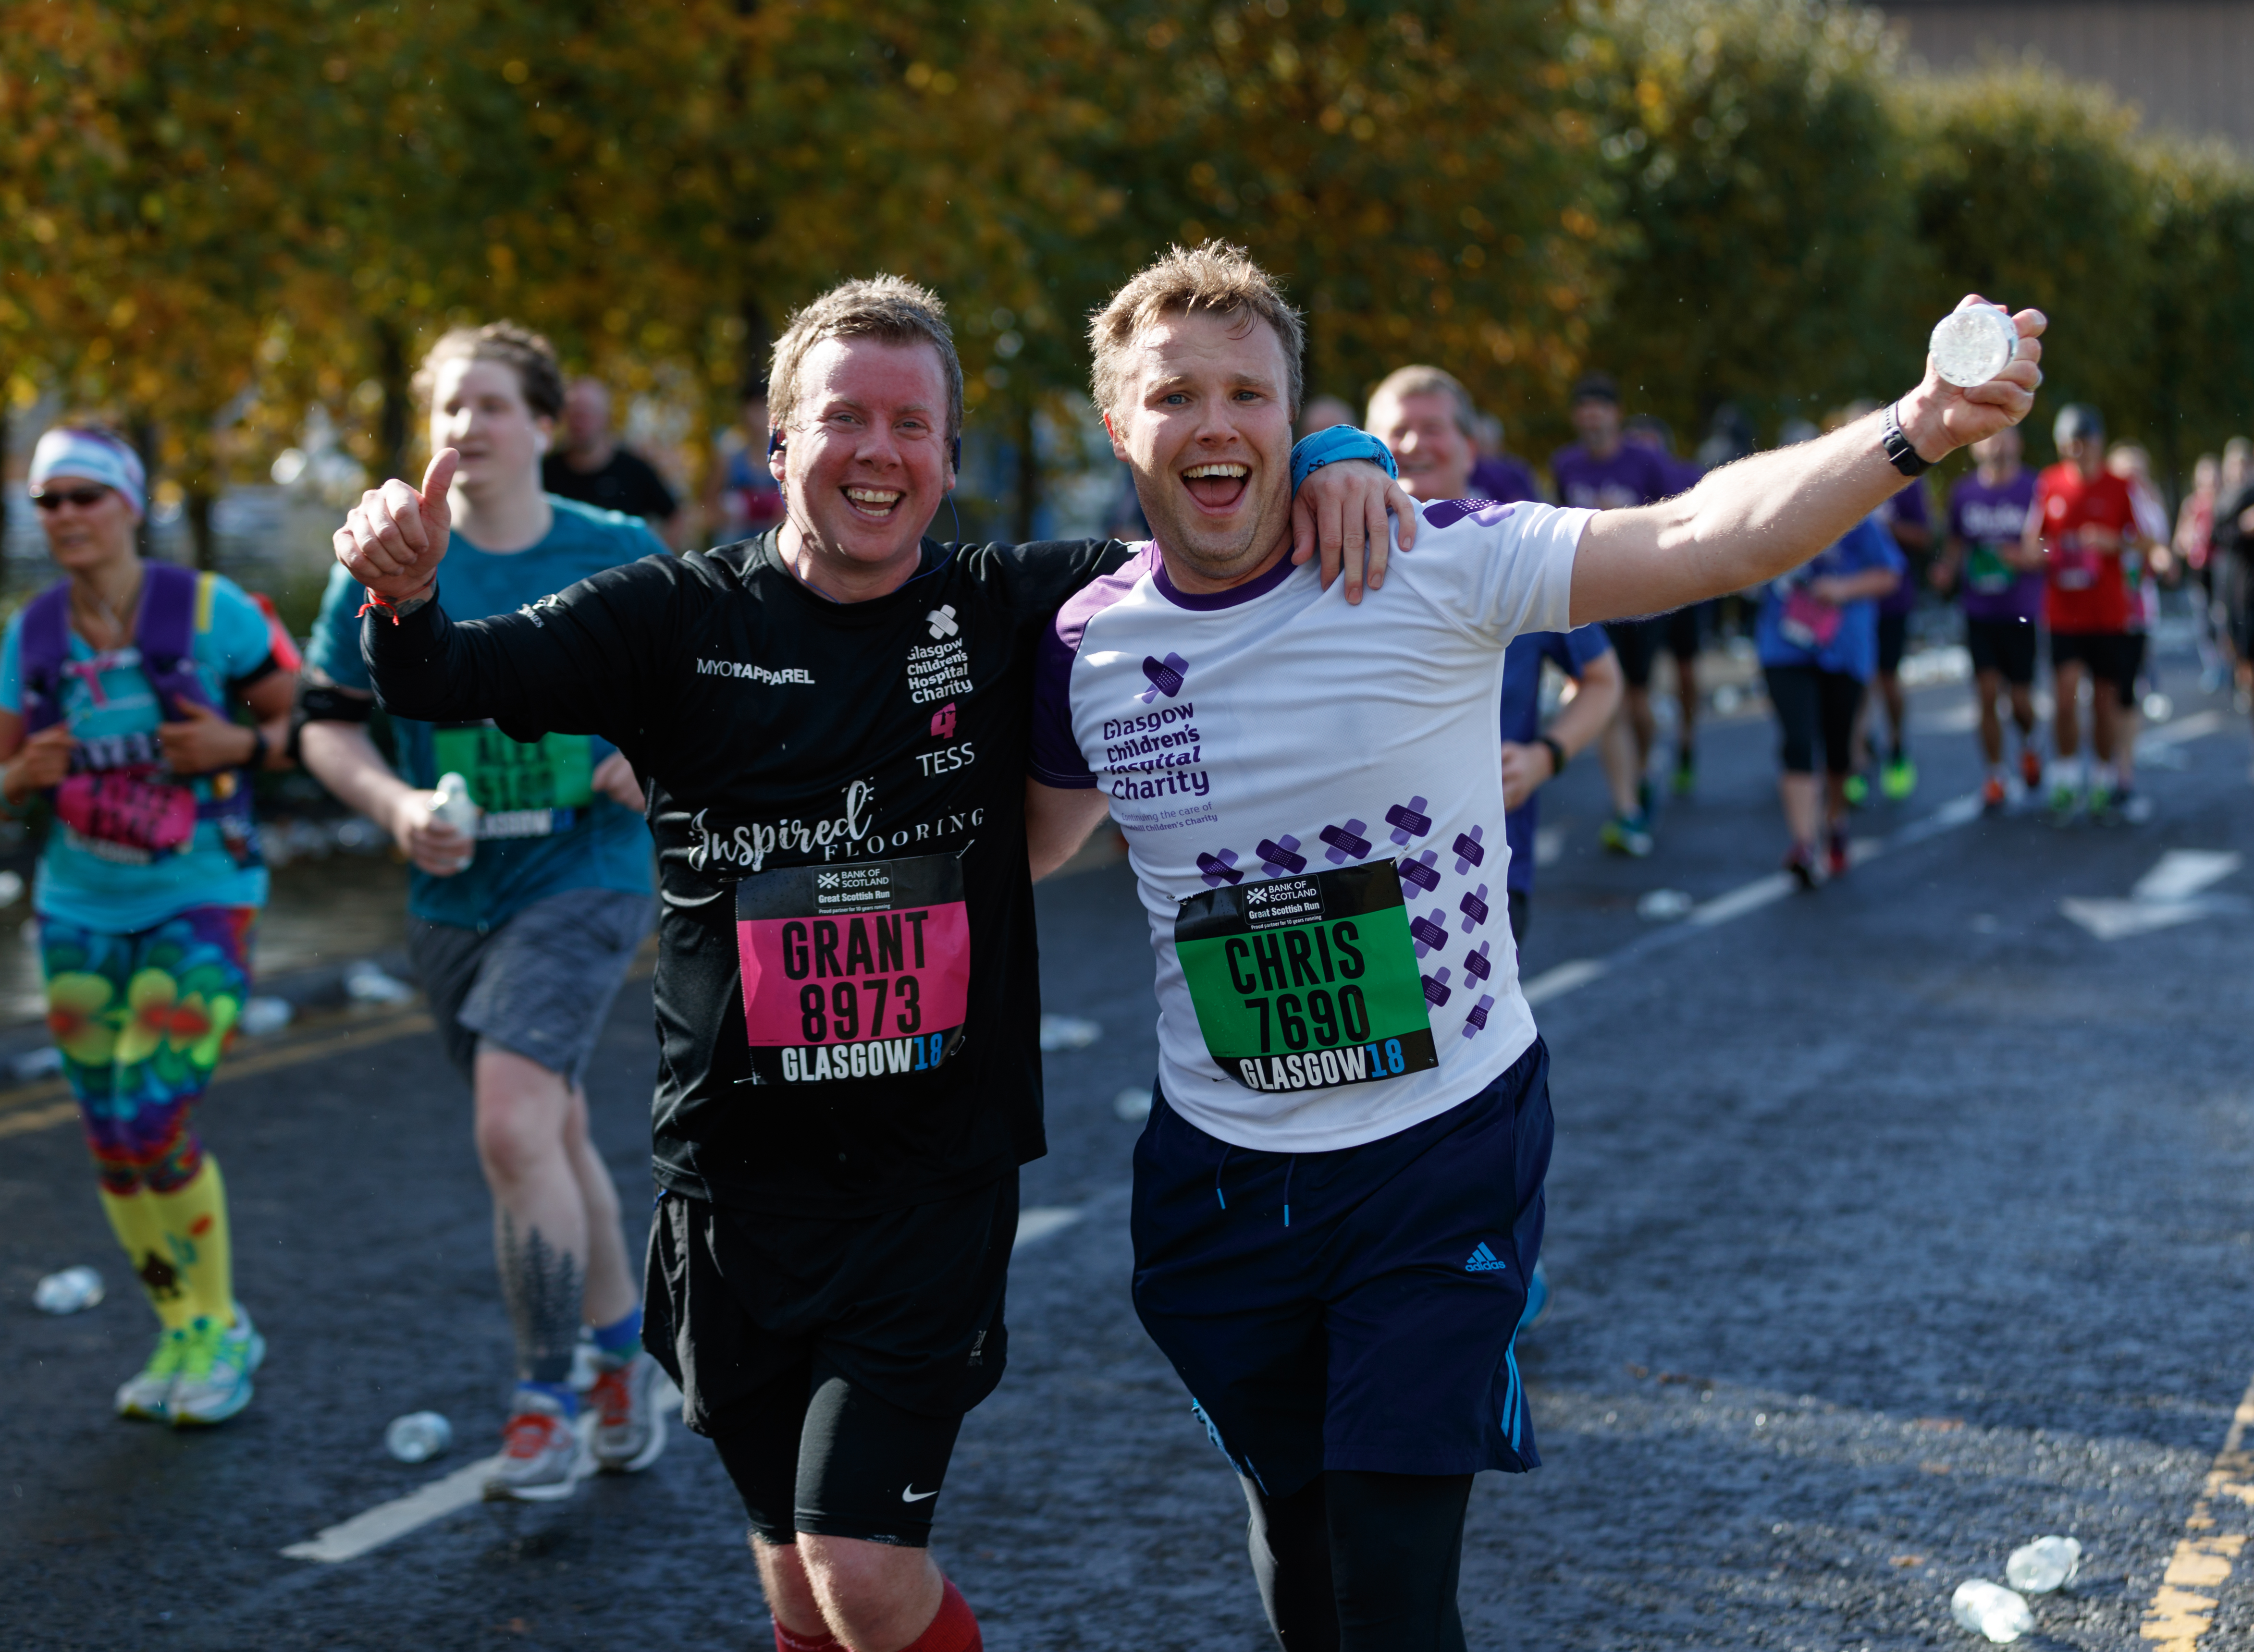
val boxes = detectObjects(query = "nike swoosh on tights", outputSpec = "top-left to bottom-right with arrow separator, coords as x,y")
901,1485 -> 940,1502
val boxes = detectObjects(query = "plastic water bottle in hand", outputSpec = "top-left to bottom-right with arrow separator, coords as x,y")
1951,1579 -> 2033,1643
429,772 -> 480,868
384,1410 -> 453,1463
33,1266 -> 104,1314
2005,1535 -> 2082,1594
1931,304 -> 2019,389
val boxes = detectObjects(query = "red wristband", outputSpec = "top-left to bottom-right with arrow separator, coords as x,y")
356,584 -> 433,624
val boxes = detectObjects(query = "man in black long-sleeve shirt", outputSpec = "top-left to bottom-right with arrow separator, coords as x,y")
333,273 -> 1409,1652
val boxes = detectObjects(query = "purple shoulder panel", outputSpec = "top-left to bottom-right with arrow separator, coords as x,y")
1029,542 -> 1159,788
1419,499 -> 1519,531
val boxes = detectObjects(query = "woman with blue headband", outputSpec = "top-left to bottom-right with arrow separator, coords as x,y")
0,424 -> 296,1425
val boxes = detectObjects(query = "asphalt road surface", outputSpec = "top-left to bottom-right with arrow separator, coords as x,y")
7,632 -> 2254,1651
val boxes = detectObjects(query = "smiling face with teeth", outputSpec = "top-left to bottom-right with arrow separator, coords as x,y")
1103,305 -> 1296,593
771,335 -> 956,601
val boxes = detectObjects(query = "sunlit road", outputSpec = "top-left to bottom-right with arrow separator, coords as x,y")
7,631 -> 2254,1651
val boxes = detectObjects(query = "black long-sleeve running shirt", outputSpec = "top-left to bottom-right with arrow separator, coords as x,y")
363,531 -> 1130,1215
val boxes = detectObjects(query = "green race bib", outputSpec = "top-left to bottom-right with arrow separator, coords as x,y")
430,724 -> 594,839
1174,860 -> 1440,1093
1967,541 -> 2015,595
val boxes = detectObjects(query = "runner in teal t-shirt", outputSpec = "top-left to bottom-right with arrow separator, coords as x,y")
299,321 -> 668,1502
0,423 -> 298,1429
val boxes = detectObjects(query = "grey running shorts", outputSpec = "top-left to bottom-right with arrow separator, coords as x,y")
407,886 -> 654,1084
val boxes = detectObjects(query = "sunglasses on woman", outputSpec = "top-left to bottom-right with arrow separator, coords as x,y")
30,486 -> 112,512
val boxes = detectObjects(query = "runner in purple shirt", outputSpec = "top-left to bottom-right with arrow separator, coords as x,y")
1931,427 -> 2044,810
1552,374 -> 1675,856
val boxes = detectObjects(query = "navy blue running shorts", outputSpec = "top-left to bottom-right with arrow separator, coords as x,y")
1130,1039 -> 1552,1498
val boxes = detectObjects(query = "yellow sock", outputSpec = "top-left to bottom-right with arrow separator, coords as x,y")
141,1156 -> 236,1329
97,1183 -> 191,1330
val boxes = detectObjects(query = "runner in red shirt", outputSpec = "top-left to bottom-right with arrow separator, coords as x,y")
2028,404 -> 2150,820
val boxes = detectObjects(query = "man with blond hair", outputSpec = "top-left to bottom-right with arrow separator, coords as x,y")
1024,241 -> 2044,1650
330,272 -> 1407,1652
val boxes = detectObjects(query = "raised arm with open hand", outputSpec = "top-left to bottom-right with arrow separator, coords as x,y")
334,447 -> 458,605
1569,297 -> 2045,627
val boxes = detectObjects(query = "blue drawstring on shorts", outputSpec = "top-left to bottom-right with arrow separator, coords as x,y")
1282,1155 -> 1296,1228
1215,1144 -> 1232,1210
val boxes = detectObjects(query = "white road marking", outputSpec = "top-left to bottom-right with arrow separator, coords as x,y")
1687,872 -> 1792,928
2144,709 -> 2225,748
1015,1206 -> 1083,1247
2134,850 -> 2242,903
284,1380 -> 682,1565
1525,707 -> 2228,1009
1522,958 -> 1608,1005
2062,849 -> 2243,940
283,1455 -> 505,1563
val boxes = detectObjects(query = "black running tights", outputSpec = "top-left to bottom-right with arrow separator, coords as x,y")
1242,1470 -> 1473,1652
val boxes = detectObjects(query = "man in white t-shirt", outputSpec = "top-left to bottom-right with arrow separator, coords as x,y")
1024,243 -> 2044,1651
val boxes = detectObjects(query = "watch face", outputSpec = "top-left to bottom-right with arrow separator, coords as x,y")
1930,306 -> 2017,389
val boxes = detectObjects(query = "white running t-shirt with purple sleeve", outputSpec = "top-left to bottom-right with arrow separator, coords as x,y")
1029,498 -> 1592,1153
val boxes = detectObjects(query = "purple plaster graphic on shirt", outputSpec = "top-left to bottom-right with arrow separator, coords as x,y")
1138,652 -> 1190,702
1320,819 -> 1371,864
1197,849 -> 1243,888
1464,941 -> 1493,983
1420,499 -> 1519,531
1423,967 -> 1453,1008
1411,907 -> 1449,958
1386,796 -> 1432,844
1452,826 -> 1486,874
1458,885 -> 1490,932
1399,850 -> 1440,895
1462,994 -> 1495,1037
1257,836 -> 1306,877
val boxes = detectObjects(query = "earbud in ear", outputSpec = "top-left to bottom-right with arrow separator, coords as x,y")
767,430 -> 785,457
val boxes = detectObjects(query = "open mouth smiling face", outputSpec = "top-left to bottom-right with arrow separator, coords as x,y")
1181,461 -> 1251,514
843,484 -> 907,523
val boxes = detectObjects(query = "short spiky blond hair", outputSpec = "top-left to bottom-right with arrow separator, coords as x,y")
768,275 -> 964,444
1088,241 -> 1305,419
1367,365 -> 1479,438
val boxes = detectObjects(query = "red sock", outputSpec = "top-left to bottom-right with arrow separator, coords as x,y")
774,1621 -> 841,1652
898,1579 -> 981,1652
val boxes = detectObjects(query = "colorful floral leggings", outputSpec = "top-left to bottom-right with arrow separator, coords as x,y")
40,906 -> 254,1195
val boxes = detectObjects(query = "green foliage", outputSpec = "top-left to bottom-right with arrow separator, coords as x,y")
1577,0 -> 1916,453
1897,64 -> 2153,448
1047,0 -> 1604,424
6,0 -> 2254,508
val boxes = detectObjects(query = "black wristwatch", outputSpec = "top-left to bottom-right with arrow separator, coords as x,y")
1882,403 -> 1932,477
244,728 -> 270,771
1539,734 -> 1568,778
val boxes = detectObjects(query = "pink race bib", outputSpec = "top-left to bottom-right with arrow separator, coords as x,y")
734,854 -> 972,1085
56,769 -> 197,858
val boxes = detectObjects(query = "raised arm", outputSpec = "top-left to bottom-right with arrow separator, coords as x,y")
1568,300 -> 2045,627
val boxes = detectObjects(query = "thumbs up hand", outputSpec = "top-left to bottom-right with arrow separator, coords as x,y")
334,448 -> 458,602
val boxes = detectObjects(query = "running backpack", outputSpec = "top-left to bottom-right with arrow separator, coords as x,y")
18,564 -> 259,865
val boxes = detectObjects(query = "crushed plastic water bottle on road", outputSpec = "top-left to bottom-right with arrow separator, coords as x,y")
345,961 -> 415,1007
1637,889 -> 1695,921
1038,1014 -> 1101,1052
34,1266 -> 104,1314
384,1411 -> 452,1463
2005,1535 -> 2081,1593
238,996 -> 294,1037
1951,1579 -> 2033,1643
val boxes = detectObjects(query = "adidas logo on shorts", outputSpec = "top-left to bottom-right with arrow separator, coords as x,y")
1464,1242 -> 1507,1273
